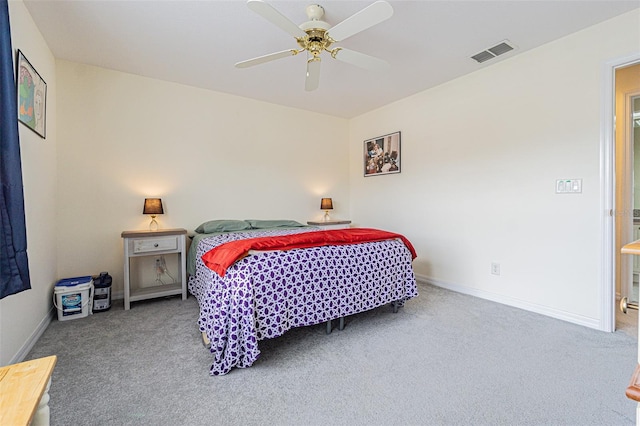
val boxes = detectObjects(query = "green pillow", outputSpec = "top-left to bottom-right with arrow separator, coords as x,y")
195,220 -> 252,234
245,219 -> 304,229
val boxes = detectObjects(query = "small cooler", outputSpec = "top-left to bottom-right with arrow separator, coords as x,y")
92,272 -> 112,312
54,276 -> 94,321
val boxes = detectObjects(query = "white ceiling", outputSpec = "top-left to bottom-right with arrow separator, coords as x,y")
22,0 -> 640,118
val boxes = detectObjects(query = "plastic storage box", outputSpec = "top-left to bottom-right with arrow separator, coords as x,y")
53,276 -> 93,321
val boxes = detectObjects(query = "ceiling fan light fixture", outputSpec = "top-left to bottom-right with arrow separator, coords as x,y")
297,28 -> 333,58
237,0 -> 394,90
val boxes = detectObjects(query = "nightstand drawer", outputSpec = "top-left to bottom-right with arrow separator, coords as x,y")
132,236 -> 177,254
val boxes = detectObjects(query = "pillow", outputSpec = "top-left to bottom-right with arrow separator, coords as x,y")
245,219 -> 305,229
195,220 -> 252,234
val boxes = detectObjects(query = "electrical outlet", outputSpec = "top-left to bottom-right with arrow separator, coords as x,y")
154,257 -> 164,275
491,262 -> 500,275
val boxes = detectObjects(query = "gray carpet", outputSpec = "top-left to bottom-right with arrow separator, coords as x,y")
26,283 -> 637,425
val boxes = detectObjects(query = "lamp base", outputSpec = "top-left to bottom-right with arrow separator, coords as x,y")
149,216 -> 159,231
323,211 -> 331,222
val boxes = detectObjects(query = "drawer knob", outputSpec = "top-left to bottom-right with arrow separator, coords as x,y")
154,243 -> 159,248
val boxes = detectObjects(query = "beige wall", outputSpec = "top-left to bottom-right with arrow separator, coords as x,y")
3,4 -> 639,364
55,61 -> 349,298
349,10 -> 640,329
1,0 -> 58,365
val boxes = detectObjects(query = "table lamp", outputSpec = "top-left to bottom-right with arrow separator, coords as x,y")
143,198 -> 164,231
320,198 -> 333,222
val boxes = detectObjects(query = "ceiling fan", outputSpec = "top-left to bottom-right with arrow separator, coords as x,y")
235,0 -> 394,91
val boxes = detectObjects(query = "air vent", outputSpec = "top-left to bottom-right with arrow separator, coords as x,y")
470,51 -> 495,64
488,42 -> 514,56
471,40 -> 516,64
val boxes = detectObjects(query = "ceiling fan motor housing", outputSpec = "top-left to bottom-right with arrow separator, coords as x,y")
298,5 -> 334,59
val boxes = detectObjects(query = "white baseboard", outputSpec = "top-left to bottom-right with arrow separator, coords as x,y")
11,290 -> 125,364
415,273 -> 602,331
10,307 -> 55,364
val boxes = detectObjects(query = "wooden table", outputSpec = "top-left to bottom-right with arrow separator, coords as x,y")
0,355 -> 57,426
622,240 -> 640,256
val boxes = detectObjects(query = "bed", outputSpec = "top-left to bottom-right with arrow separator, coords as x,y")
187,219 -> 418,375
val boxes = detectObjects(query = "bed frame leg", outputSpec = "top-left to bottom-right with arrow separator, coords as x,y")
201,331 -> 211,349
338,317 -> 345,330
392,301 -> 399,313
326,320 -> 332,334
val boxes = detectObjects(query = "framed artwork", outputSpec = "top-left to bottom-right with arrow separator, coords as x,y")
16,50 -> 47,138
364,131 -> 401,176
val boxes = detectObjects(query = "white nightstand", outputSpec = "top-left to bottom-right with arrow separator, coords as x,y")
307,220 -> 352,230
121,228 -> 187,310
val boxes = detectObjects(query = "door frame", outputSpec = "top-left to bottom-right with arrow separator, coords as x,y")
601,53 -> 640,332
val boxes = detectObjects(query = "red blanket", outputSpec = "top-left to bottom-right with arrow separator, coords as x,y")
202,228 -> 417,277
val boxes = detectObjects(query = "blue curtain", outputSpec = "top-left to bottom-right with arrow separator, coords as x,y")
0,0 -> 31,299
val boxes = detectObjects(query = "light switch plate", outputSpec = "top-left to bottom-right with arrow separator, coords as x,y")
556,179 -> 582,194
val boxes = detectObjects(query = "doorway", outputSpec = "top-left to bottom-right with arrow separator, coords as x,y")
614,63 -> 640,333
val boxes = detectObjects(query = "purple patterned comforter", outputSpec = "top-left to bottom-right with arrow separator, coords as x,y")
188,227 -> 418,375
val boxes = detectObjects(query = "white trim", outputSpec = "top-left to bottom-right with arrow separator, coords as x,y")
416,273 -> 601,330
601,53 -> 640,333
600,57 -> 616,332
9,307 -> 54,364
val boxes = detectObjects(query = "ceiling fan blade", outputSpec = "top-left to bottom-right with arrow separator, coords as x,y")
247,0 -> 306,39
326,1 -> 393,42
332,48 -> 389,70
305,58 -> 321,91
235,50 -> 298,68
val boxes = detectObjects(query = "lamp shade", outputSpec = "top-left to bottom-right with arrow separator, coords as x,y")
143,198 -> 164,215
320,198 -> 333,210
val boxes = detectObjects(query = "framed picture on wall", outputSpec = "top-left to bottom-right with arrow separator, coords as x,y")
16,50 -> 47,139
363,131 -> 401,176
